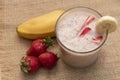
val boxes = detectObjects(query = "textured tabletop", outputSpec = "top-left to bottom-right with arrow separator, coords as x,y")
0,0 -> 120,80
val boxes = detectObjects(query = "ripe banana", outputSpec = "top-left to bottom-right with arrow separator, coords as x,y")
17,10 -> 64,39
95,16 -> 117,34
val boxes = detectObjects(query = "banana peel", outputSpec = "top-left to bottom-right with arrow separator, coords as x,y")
17,10 -> 64,39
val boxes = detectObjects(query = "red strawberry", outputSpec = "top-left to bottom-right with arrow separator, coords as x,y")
77,16 -> 95,35
92,36 -> 103,44
80,27 -> 91,37
27,37 -> 53,57
39,52 -> 59,69
20,56 -> 41,73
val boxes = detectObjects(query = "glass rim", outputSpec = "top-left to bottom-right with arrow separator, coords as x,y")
55,6 -> 108,54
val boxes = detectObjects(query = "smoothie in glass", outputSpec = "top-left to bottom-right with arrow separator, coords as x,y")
56,7 -> 108,68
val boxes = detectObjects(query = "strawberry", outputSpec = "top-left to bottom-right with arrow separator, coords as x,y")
80,27 -> 91,37
92,36 -> 103,44
20,56 -> 41,73
39,52 -> 59,69
27,37 -> 53,57
77,16 -> 95,35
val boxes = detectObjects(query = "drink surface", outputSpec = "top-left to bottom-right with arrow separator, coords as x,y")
56,9 -> 104,52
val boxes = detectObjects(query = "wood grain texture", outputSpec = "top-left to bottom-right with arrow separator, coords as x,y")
0,0 -> 120,80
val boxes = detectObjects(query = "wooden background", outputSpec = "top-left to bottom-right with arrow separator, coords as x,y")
0,0 -> 120,80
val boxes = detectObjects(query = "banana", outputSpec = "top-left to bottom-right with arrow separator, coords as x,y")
95,16 -> 118,34
17,10 -> 64,39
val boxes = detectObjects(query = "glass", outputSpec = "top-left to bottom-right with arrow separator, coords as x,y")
55,7 -> 108,68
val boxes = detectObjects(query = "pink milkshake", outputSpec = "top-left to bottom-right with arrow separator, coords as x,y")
56,7 -> 108,68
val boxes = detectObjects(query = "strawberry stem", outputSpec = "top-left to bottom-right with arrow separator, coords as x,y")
43,37 -> 53,48
20,57 -> 30,73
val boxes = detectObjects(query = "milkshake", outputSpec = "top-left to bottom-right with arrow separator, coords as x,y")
56,7 -> 108,68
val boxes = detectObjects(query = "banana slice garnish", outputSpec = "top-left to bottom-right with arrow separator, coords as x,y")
95,16 -> 118,34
